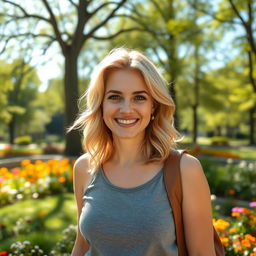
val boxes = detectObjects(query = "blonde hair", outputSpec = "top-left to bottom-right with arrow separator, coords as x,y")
67,47 -> 180,174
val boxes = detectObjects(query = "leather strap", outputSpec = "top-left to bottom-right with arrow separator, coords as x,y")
163,149 -> 188,256
163,149 -> 225,256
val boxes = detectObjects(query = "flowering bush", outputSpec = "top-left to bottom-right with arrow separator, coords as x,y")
49,225 -> 76,256
8,241 -> 46,256
0,159 -> 74,206
202,158 -> 256,201
214,202 -> 256,255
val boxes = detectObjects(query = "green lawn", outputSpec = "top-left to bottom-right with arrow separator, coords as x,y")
0,193 -> 76,253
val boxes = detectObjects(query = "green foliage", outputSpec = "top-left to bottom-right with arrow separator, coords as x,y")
50,225 -> 76,256
14,135 -> 32,145
201,158 -> 256,201
210,136 -> 230,146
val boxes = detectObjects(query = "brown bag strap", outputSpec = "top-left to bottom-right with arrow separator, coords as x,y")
163,149 -> 188,256
163,149 -> 225,256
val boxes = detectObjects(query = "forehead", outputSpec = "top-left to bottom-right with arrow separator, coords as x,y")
104,68 -> 149,93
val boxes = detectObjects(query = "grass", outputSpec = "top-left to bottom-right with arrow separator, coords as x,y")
0,193 -> 76,253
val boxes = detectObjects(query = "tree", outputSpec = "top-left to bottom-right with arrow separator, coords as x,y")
188,0 -> 256,144
0,0 -> 139,155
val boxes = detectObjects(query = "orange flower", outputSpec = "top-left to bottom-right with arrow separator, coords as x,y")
232,212 -> 241,217
21,159 -> 31,166
228,189 -> 236,195
245,234 -> 256,243
220,237 -> 229,247
58,176 -> 66,183
213,219 -> 230,231
234,246 -> 243,252
229,227 -> 236,233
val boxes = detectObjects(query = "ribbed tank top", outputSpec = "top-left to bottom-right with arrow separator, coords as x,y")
79,165 -> 178,256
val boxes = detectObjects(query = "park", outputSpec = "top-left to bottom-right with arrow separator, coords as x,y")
0,0 -> 255,255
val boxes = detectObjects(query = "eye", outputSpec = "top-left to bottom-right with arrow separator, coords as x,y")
135,95 -> 146,101
108,95 -> 120,100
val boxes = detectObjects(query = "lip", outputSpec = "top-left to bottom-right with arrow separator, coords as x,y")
114,118 -> 139,127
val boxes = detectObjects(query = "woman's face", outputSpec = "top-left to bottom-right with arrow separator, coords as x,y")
102,68 -> 154,141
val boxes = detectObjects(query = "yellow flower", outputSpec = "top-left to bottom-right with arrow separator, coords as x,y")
21,159 -> 31,166
213,219 -> 230,231
220,237 -> 229,247
229,227 -> 236,233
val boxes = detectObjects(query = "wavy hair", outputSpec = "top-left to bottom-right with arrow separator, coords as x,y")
67,47 -> 180,174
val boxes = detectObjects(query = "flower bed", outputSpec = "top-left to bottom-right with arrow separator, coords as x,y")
213,202 -> 256,255
0,159 -> 74,206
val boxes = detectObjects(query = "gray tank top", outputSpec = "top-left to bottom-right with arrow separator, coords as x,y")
79,165 -> 178,256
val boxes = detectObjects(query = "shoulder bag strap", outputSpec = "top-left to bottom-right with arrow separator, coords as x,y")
163,149 -> 188,256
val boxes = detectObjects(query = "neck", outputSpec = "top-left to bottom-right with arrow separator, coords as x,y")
110,136 -> 146,167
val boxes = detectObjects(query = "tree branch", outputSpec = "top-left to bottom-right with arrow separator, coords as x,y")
151,47 -> 166,68
114,14 -> 167,37
89,1 -> 119,18
67,0 -> 78,10
85,0 -> 127,40
228,0 -> 247,26
186,0 -> 240,24
41,0 -> 66,52
2,0 -> 50,23
91,27 -> 145,40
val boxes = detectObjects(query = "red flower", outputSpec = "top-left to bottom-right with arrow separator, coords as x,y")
0,252 -> 9,256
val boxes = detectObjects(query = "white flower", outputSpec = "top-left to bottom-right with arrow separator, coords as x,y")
239,160 -> 247,168
17,194 -> 23,200
227,158 -> 233,164
248,163 -> 255,171
32,192 -> 39,199
211,194 -> 216,201
25,182 -> 31,187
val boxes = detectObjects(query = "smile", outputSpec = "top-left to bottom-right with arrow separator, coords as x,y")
114,118 -> 139,127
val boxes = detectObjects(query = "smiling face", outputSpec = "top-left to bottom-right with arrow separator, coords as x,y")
102,68 -> 155,142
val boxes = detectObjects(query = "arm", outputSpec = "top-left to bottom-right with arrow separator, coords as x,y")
180,153 -> 216,256
71,154 -> 91,256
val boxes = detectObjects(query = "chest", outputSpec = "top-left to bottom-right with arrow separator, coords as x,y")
80,172 -> 175,245
102,162 -> 164,188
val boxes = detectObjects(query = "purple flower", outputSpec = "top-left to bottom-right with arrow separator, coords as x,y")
249,202 -> 256,208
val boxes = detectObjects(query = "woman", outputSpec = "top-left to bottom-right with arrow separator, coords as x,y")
69,48 -> 216,256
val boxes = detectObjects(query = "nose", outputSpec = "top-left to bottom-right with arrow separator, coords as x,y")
119,99 -> 133,113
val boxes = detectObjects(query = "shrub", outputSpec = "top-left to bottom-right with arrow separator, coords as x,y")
8,241 -> 46,255
50,225 -> 76,255
201,158 -> 256,201
210,136 -> 229,146
14,136 -> 32,145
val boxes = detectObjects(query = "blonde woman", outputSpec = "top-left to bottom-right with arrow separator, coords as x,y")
69,48 -> 216,256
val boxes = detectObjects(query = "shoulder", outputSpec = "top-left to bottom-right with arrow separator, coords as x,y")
73,152 -> 90,174
180,152 -> 203,174
179,152 -> 207,187
73,153 -> 92,190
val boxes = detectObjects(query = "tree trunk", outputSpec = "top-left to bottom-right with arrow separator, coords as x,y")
64,48 -> 83,156
249,105 -> 256,145
8,114 -> 15,144
192,105 -> 198,144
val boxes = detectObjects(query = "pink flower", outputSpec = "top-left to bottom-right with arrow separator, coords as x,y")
232,207 -> 244,213
249,202 -> 256,208
11,168 -> 20,175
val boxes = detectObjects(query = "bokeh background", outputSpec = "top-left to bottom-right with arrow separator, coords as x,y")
0,0 -> 255,255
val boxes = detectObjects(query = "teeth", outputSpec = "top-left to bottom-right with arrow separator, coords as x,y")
117,119 -> 137,124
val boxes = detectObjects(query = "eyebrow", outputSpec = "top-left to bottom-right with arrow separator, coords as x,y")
106,90 -> 149,95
